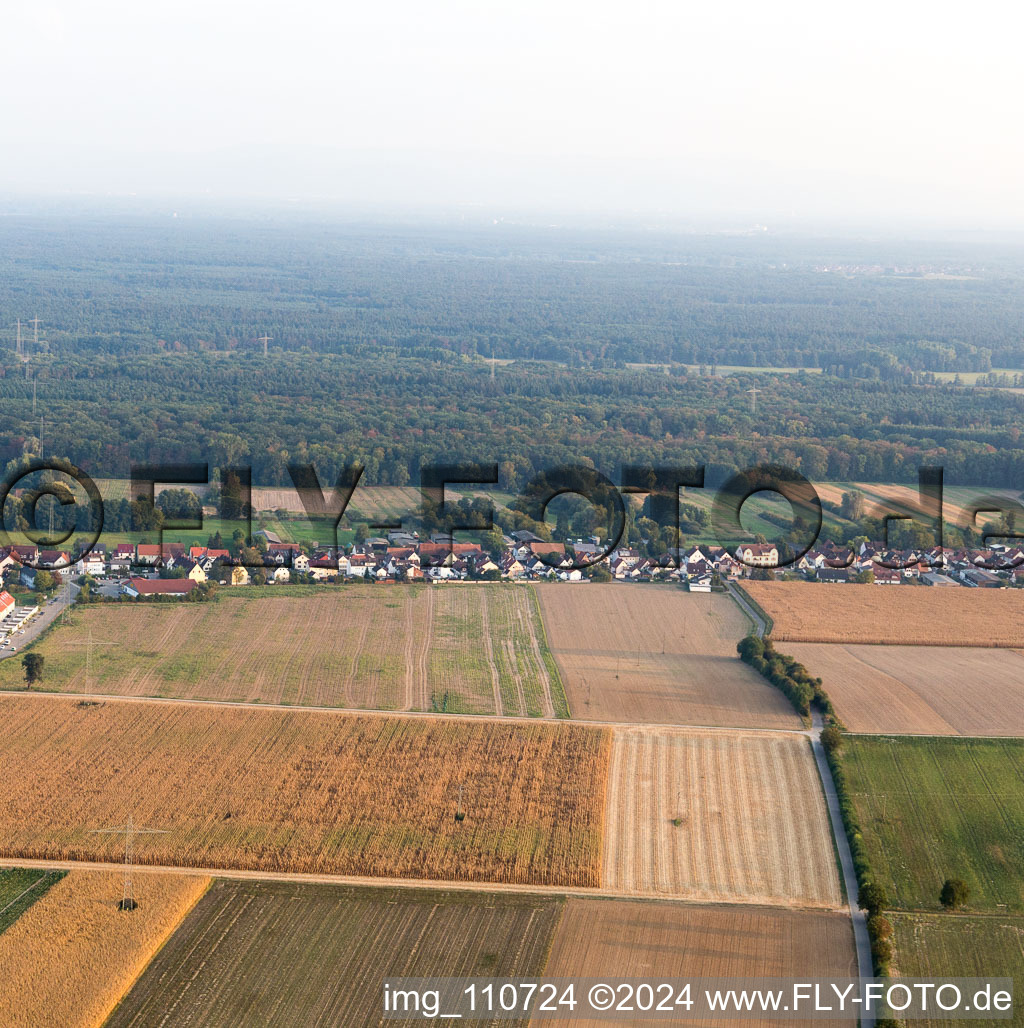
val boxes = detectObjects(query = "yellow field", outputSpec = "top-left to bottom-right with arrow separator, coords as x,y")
0,695 -> 609,888
535,584 -> 801,729
745,581 -> 1024,647
786,643 -> 1024,736
0,586 -> 563,717
0,870 -> 209,1028
601,726 -> 842,907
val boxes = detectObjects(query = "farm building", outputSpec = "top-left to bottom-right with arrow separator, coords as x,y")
122,578 -> 198,598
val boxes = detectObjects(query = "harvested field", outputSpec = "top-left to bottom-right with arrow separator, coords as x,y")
0,586 -> 566,717
535,584 -> 801,729
601,726 -> 841,907
0,868 -> 64,934
745,581 -> 1024,647
891,913 -> 1024,1027
544,898 -> 857,1027
108,881 -> 562,1027
842,736 -> 1024,911
0,870 -> 209,1028
0,695 -> 609,887
786,643 -> 1024,736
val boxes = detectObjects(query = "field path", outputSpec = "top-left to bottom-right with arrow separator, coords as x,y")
417,587 -> 434,710
0,856 -> 845,909
479,595 -> 505,716
521,601 -> 555,718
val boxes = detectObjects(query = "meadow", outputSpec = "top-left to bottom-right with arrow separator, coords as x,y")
890,913 -> 1024,1027
842,735 -> 1024,911
0,585 -> 567,717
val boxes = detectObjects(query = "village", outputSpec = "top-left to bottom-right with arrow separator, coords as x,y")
1,528 -> 1022,603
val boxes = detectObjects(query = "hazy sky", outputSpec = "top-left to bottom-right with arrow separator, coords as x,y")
3,1 -> 1023,226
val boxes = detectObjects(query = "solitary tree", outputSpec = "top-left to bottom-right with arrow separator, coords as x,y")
22,653 -> 44,689
940,878 -> 970,910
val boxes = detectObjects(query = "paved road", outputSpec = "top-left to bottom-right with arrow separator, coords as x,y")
0,581 -> 78,663
728,582 -> 876,1027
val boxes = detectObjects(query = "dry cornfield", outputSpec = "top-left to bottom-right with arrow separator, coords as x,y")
0,695 -> 609,887
745,580 -> 1024,647
534,583 -> 801,728
786,643 -> 1024,736
601,726 -> 842,907
0,586 -> 564,717
0,870 -> 209,1028
543,898 -> 858,1027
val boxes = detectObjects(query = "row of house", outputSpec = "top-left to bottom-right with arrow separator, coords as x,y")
3,531 -> 1022,595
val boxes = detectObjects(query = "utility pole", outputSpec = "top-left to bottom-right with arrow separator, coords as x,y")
91,814 -> 168,911
30,317 -> 41,349
16,319 -> 22,359
257,334 -> 271,356
31,373 -> 36,415
747,385 -> 761,415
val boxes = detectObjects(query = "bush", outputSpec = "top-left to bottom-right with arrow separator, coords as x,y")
940,878 -> 970,910
858,881 -> 888,917
820,723 -> 843,754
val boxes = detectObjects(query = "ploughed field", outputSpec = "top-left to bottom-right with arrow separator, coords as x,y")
0,695 -> 609,887
0,869 -> 209,1028
744,581 -> 1024,648
534,584 -> 801,729
842,736 -> 1024,911
786,643 -> 1024,737
106,881 -> 563,1028
0,585 -> 567,717
544,898 -> 858,1027
601,726 -> 842,908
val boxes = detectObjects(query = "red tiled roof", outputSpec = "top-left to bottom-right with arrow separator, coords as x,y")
127,577 -> 197,595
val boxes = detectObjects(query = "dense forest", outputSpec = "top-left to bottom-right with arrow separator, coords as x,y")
1,215 -> 1023,490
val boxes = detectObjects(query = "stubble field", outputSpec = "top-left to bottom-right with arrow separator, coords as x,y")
544,898 -> 858,1027
107,880 -> 563,1028
601,726 -> 842,907
0,695 -> 609,887
0,586 -> 566,717
785,643 -> 1024,736
534,584 -> 801,729
0,870 -> 209,1028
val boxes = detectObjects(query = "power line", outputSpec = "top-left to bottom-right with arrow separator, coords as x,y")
91,814 -> 168,911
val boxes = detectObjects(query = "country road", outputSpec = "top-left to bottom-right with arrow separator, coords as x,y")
729,581 -> 876,1028
0,855 -> 847,912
